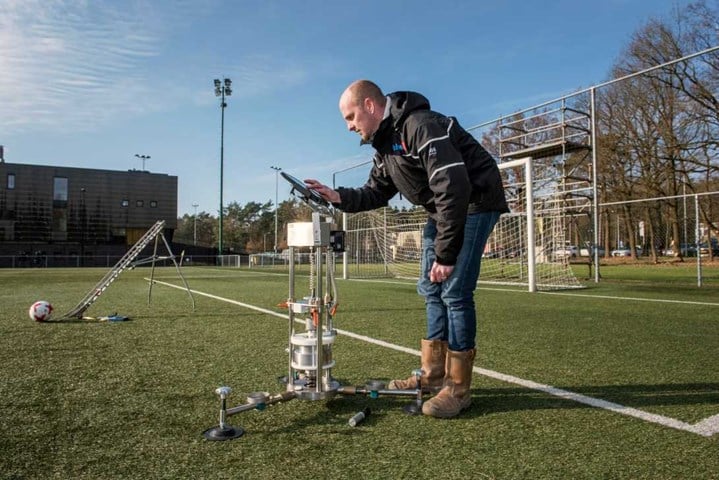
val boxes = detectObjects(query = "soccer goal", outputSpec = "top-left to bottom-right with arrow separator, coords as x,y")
341,157 -> 583,291
218,254 -> 243,268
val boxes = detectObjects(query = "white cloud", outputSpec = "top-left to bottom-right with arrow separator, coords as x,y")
231,54 -> 309,97
0,0 -> 174,134
1,0 -> 314,134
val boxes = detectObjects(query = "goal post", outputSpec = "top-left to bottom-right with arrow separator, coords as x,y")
341,157 -> 583,291
217,254 -> 241,268
502,157 -> 536,292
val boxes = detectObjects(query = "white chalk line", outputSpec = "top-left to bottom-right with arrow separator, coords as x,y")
350,277 -> 719,307
164,269 -> 719,308
538,290 -> 719,307
149,278 -> 718,438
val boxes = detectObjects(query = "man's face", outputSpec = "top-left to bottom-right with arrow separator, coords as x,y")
339,93 -> 379,142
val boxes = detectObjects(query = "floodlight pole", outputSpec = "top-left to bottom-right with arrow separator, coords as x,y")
214,78 -> 232,255
271,165 -> 282,252
135,154 -> 150,171
192,203 -> 199,246
219,96 -> 224,254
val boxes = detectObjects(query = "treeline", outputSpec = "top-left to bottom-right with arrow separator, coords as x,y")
174,198 -> 419,253
597,1 -> 719,258
174,198 -> 314,253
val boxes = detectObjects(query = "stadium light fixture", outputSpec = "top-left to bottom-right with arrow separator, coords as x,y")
214,77 -> 232,254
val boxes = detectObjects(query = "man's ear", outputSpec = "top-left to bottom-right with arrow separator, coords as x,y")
364,97 -> 374,114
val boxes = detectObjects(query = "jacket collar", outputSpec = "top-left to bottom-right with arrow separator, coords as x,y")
365,91 -> 431,148
360,96 -> 392,146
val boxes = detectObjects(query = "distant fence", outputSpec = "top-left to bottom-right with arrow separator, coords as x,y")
0,254 -> 250,269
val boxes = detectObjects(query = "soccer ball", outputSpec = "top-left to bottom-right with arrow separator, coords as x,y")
29,300 -> 53,322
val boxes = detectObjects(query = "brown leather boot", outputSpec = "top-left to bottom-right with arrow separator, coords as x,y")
422,348 -> 476,418
388,339 -> 447,392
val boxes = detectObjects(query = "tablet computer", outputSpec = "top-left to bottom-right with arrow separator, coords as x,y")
281,172 -> 329,207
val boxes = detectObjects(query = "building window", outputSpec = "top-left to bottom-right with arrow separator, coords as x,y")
52,177 -> 69,240
136,200 -> 144,207
121,200 -> 129,207
7,174 -> 15,189
150,200 -> 158,208
53,177 -> 68,202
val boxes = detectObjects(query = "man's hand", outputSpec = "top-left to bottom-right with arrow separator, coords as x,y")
430,261 -> 454,283
304,179 -> 341,204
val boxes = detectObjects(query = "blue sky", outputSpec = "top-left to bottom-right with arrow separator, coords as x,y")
1,0 -> 690,216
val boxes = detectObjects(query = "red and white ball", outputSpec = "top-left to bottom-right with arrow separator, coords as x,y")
29,300 -> 53,322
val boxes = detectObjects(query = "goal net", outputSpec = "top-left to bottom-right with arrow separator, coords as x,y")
217,254 -> 242,268
342,158 -> 583,290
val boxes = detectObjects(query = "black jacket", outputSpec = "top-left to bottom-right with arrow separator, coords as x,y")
336,91 -> 508,265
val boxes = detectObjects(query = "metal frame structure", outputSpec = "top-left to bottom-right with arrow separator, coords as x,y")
59,220 -> 194,321
203,180 -> 426,441
469,45 -> 719,284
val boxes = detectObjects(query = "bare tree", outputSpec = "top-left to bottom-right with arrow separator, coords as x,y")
595,2 -> 719,261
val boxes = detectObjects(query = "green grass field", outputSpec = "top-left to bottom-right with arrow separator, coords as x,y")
1,265 -> 717,479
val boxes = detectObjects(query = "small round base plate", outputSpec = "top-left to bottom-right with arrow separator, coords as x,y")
292,380 -> 340,401
203,425 -> 245,441
365,379 -> 386,391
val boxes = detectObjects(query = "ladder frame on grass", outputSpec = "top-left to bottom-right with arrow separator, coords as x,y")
61,220 -> 195,319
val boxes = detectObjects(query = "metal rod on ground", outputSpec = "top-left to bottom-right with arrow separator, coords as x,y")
148,234 -> 160,304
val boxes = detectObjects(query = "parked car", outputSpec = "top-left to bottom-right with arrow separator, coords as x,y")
579,245 -> 605,257
610,247 -> 642,257
664,243 -> 697,257
697,240 -> 719,256
553,245 -> 579,259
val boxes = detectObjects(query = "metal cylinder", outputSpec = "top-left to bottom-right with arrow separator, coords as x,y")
290,331 -> 335,370
291,344 -> 334,369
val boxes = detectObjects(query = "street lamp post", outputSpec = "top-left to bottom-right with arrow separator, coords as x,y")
134,154 -> 150,171
264,232 -> 270,252
214,78 -> 232,255
270,165 -> 282,252
192,203 -> 199,246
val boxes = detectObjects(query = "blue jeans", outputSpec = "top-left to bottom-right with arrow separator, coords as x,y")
417,211 -> 500,351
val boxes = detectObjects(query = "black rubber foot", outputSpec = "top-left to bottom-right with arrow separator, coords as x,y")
203,425 -> 245,441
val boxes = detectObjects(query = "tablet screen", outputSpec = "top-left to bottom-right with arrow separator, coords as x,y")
281,172 -> 329,207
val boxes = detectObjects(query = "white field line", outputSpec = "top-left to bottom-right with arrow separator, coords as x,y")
693,414 -> 719,437
350,277 -> 719,307
538,290 -> 719,307
148,278 -> 718,438
173,270 -> 719,307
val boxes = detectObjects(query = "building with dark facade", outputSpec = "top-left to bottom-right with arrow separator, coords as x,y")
0,161 -> 177,263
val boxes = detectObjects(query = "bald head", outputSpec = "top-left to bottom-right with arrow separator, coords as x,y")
342,80 -> 385,107
339,80 -> 386,142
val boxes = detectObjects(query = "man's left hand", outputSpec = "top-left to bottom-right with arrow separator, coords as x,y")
430,261 -> 454,283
